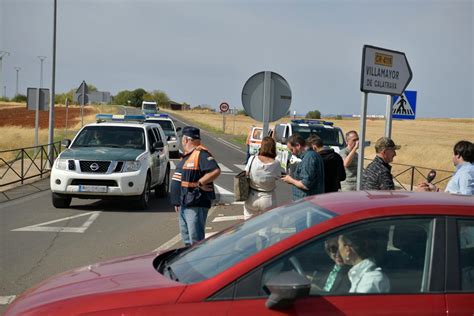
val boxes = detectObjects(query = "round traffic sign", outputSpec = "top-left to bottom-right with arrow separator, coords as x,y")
219,102 -> 230,113
241,71 -> 291,122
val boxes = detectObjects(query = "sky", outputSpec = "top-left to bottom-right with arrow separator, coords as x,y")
0,0 -> 473,118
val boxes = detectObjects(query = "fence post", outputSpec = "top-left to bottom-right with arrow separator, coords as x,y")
21,149 -> 24,184
410,166 -> 415,191
40,144 -> 44,178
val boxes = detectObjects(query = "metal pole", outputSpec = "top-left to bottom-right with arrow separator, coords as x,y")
0,51 -> 10,98
65,98 -> 69,138
48,0 -> 57,167
35,57 -> 46,154
262,71 -> 271,136
14,67 -> 21,96
356,92 -> 368,191
384,95 -> 393,138
38,56 -> 46,88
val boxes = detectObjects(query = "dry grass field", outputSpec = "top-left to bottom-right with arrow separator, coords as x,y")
0,102 -> 117,162
166,109 -> 473,189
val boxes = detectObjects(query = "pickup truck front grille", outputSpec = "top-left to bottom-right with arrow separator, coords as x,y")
71,179 -> 118,187
79,161 -> 111,173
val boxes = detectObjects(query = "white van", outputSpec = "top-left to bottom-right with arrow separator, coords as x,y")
142,101 -> 158,115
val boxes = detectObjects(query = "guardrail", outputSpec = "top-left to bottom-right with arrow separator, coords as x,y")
364,158 -> 453,191
0,142 -> 62,189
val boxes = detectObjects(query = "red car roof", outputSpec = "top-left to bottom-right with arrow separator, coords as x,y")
306,191 -> 473,216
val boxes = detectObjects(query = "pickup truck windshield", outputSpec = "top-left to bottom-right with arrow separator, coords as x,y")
291,125 -> 344,147
72,126 -> 145,150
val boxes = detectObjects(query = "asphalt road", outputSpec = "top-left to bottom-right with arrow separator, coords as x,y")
0,112 -> 293,313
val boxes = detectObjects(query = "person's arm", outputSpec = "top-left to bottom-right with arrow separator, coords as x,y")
281,175 -> 309,190
343,141 -> 359,168
198,152 -> 221,191
337,155 -> 346,182
458,170 -> 474,195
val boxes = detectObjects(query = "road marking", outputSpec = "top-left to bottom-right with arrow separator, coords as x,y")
218,163 -> 232,173
212,215 -> 245,222
0,295 -> 16,305
234,164 -> 246,170
12,212 -> 101,233
205,232 -> 218,238
217,138 -> 243,152
154,234 -> 181,252
170,161 -> 176,170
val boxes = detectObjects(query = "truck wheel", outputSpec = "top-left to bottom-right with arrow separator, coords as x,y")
155,166 -> 169,198
137,176 -> 150,210
52,193 -> 72,208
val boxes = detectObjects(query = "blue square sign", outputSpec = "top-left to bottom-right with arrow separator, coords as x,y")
392,90 -> 417,120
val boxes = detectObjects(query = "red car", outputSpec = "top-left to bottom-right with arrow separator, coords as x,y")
6,192 -> 474,315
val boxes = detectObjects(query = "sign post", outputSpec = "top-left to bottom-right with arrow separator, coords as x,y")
357,45 -> 413,190
219,102 -> 229,133
241,71 -> 292,136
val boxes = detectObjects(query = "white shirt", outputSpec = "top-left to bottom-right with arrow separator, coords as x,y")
245,155 -> 281,192
445,162 -> 474,195
348,258 -> 390,293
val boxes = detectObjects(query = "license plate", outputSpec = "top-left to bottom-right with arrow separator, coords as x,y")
79,185 -> 107,193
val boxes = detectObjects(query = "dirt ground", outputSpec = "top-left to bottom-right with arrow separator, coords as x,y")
0,106 -> 95,129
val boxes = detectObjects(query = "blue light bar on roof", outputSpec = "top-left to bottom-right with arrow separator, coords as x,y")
146,114 -> 169,118
96,114 -> 146,122
291,119 -> 334,126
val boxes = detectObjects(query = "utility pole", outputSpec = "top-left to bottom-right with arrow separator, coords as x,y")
47,0 -> 57,167
38,56 -> 47,88
0,51 -> 10,98
14,67 -> 21,96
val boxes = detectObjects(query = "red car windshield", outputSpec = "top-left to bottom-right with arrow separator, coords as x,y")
162,200 -> 335,284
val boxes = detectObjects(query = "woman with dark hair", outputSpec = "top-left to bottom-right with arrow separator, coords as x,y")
338,232 -> 390,293
244,136 -> 282,219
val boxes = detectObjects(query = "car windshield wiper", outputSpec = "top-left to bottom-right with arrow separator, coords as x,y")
165,265 -> 179,282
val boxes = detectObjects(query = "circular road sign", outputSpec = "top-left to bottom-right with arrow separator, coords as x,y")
219,102 -> 230,113
241,71 -> 291,122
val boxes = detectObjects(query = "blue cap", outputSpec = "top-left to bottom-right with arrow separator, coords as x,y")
182,126 -> 200,139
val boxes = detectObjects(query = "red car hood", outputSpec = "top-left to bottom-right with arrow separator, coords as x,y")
6,252 -> 185,315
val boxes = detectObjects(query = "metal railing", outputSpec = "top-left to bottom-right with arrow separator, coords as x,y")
0,141 -> 62,188
364,158 -> 453,191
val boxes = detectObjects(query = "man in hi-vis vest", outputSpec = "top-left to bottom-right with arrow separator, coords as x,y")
170,126 -> 221,246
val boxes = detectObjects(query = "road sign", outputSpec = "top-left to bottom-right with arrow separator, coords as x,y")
219,102 -> 229,113
361,45 -> 412,95
76,80 -> 88,94
241,71 -> 291,122
27,88 -> 49,111
392,90 -> 417,120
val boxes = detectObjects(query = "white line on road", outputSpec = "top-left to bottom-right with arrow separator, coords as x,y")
212,215 -> 245,222
12,212 -> 101,233
153,234 -> 182,252
0,295 -> 16,305
234,164 -> 246,170
218,163 -> 232,173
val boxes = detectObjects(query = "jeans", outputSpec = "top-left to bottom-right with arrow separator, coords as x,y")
179,206 -> 209,246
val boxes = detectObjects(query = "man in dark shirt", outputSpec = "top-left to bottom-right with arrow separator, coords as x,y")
307,135 -> 346,192
362,137 -> 400,190
281,134 -> 325,200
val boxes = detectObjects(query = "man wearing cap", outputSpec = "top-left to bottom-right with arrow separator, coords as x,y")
170,126 -> 221,246
362,137 -> 400,190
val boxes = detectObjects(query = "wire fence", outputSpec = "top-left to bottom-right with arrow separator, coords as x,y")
0,142 -> 62,189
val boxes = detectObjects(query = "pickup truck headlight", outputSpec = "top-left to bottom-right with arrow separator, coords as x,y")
55,159 -> 69,170
123,161 -> 141,172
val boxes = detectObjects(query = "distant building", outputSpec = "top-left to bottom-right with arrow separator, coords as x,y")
168,100 -> 190,111
73,91 -> 111,104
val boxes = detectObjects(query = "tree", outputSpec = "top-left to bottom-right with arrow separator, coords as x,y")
129,88 -> 147,107
306,110 -> 321,119
113,90 -> 132,106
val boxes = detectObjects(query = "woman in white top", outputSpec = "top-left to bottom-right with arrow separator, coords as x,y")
338,232 -> 390,293
244,137 -> 282,220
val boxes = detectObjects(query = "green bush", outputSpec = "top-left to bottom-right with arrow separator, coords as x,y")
12,94 -> 27,102
306,110 -> 321,119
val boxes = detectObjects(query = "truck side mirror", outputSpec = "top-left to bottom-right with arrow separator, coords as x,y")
61,139 -> 71,148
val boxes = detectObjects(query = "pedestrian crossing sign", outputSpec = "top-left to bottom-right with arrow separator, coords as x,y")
392,90 -> 417,120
